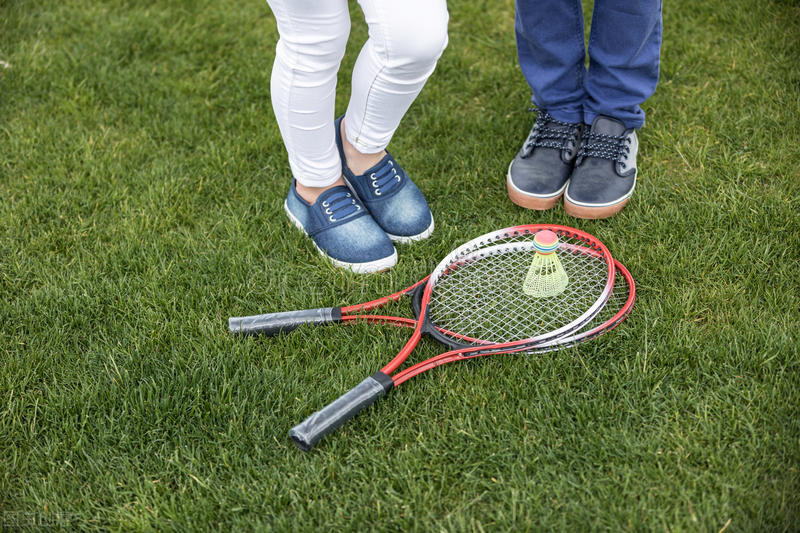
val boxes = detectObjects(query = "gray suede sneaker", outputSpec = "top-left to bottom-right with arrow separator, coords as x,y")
507,109 -> 582,210
564,115 -> 638,219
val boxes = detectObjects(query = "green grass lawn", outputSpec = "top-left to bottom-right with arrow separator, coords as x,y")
2,0 -> 799,530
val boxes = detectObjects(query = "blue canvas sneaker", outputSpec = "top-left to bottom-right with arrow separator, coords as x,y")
334,116 -> 434,243
564,115 -> 638,219
507,109 -> 582,210
284,181 -> 397,273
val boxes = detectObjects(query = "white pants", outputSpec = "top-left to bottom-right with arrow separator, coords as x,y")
267,0 -> 449,187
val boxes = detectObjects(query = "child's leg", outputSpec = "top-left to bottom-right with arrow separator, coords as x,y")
584,0 -> 662,129
343,0 -> 449,160
268,0 -> 398,273
513,0 -> 587,125
562,0 -> 661,219
326,0 -> 447,244
267,0 -> 350,190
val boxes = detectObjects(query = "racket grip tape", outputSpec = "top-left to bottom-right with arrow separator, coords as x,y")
228,307 -> 341,336
289,372 -> 394,451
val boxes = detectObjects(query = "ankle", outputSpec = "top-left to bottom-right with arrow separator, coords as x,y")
340,117 -> 386,175
295,177 -> 346,204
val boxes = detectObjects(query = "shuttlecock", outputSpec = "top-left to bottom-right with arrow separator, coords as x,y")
523,230 -> 568,297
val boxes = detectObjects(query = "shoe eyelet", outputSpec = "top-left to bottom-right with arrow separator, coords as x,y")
375,189 -> 381,196
325,208 -> 332,215
372,181 -> 379,188
346,193 -> 351,197
355,205 -> 361,210
370,173 -> 376,179
329,216 -> 337,222
322,201 -> 329,207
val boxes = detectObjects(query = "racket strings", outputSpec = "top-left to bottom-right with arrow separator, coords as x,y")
427,234 -> 609,345
532,262 -> 633,352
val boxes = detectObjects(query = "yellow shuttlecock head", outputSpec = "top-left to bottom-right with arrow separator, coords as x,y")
523,229 -> 568,297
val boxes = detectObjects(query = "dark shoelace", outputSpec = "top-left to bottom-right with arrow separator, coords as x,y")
576,131 -> 631,167
522,109 -> 581,157
321,189 -> 361,222
368,158 -> 402,196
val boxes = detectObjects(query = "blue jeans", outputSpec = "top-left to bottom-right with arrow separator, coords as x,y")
515,0 -> 662,129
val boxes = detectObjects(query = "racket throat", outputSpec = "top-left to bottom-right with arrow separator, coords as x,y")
371,371 -> 395,393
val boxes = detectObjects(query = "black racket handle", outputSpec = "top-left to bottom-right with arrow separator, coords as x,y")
228,307 -> 342,336
289,372 -> 395,451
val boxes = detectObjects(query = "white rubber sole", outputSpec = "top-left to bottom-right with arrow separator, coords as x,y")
284,200 -> 398,274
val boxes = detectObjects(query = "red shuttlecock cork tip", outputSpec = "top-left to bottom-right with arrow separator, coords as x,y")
533,230 -> 559,254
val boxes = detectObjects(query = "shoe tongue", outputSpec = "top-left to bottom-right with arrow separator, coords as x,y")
545,120 -> 574,133
591,116 -> 627,136
316,185 -> 351,206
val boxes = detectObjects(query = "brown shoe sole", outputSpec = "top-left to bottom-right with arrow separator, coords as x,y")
563,197 -> 630,219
